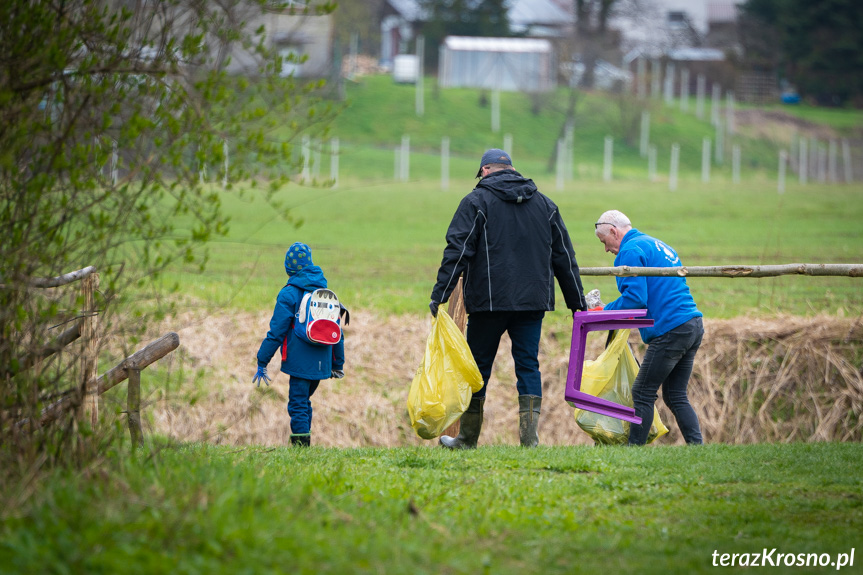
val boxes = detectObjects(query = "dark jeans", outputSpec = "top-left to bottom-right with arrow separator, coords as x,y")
466,310 -> 545,399
288,376 -> 320,435
629,317 -> 704,445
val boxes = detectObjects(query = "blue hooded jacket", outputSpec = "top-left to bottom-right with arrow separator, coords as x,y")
256,263 -> 345,380
603,228 -> 702,343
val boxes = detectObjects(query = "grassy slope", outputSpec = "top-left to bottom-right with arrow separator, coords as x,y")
2,442 -> 861,574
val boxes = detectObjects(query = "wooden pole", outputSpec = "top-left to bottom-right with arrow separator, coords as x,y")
29,332 -> 180,429
81,273 -> 100,428
26,266 -> 96,288
127,368 -> 144,448
578,264 -> 863,278
442,277 -> 468,438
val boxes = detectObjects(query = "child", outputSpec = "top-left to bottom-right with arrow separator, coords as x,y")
253,242 -> 346,446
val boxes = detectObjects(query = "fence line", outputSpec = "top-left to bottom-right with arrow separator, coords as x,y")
579,263 -> 863,278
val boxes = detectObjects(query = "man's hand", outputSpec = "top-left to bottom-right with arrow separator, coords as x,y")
429,301 -> 439,317
253,366 -> 271,387
331,369 -> 345,379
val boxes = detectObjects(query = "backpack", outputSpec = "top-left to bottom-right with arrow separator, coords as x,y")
293,288 -> 342,346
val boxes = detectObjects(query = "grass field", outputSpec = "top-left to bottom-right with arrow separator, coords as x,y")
164,176 -> 863,320
2,442 -> 861,574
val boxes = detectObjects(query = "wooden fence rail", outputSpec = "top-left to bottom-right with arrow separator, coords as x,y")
579,263 -> 863,278
19,332 -> 179,439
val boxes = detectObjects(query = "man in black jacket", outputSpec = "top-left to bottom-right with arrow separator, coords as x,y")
430,148 -> 588,448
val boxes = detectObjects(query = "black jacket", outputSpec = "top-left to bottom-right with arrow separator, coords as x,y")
431,169 -> 587,314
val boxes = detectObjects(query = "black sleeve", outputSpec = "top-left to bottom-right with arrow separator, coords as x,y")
431,195 -> 481,304
550,209 -> 587,312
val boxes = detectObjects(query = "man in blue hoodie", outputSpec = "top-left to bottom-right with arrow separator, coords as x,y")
593,210 -> 704,445
254,242 -> 346,446
430,149 -> 588,449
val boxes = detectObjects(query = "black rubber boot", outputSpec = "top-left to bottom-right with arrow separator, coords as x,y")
518,395 -> 542,447
290,434 -> 311,446
439,397 -> 484,449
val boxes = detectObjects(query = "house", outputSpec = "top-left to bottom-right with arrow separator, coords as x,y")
223,2 -> 334,78
380,0 -> 425,70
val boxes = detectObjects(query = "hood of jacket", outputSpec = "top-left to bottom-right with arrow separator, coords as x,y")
476,169 -> 537,204
286,265 -> 327,291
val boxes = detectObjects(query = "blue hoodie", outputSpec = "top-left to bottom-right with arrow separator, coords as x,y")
257,264 -> 345,380
603,229 -> 702,343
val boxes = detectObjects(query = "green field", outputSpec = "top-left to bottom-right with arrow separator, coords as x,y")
2,442 -> 861,574
166,177 -> 863,320
164,75 -> 863,319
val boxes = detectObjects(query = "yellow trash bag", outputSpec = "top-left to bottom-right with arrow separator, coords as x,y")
574,329 -> 669,445
407,309 -> 483,440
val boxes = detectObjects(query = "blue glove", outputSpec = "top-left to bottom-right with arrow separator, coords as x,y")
429,301 -> 439,317
253,366 -> 271,387
331,369 -> 345,379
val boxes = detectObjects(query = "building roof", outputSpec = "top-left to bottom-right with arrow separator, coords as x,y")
668,47 -> 725,61
443,36 -> 552,53
509,0 -> 574,31
386,0 -> 424,21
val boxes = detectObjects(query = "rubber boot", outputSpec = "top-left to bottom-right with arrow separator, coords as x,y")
439,397 -> 484,449
290,434 -> 311,447
518,395 -> 542,447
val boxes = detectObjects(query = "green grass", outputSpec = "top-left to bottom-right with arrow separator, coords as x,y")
163,176 -> 863,320
2,442 -> 861,574
327,75 -> 790,180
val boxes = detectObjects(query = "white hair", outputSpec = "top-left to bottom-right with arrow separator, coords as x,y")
595,210 -> 632,236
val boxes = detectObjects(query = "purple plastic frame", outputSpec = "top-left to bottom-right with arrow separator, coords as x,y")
565,309 -> 654,424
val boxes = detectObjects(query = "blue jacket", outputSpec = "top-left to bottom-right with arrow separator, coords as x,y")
604,229 -> 702,343
256,265 -> 345,380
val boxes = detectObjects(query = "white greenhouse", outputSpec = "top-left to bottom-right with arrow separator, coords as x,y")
438,36 -> 555,92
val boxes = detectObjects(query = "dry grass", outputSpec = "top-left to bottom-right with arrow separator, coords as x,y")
145,311 -> 863,447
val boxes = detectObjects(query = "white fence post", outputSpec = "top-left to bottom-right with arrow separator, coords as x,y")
603,136 -> 613,182
778,149 -> 787,194
415,35 -> 424,117
680,69 -> 690,112
842,138 -> 853,183
701,137 -> 711,183
223,139 -> 229,188
711,83 -> 721,126
491,89 -> 500,133
798,139 -> 808,184
732,144 -> 741,184
556,138 -> 565,191
400,135 -> 410,182
726,91 -> 736,134
441,137 -> 450,191
640,110 -> 650,158
669,143 -> 680,191
648,144 -> 657,182
664,63 -> 675,106
330,137 -> 339,188
301,134 -> 310,181
695,74 -> 705,119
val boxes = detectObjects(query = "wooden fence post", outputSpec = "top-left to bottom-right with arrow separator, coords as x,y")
127,367 -> 144,448
82,273 -> 100,427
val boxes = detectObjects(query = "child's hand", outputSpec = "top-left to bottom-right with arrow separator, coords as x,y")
253,366 -> 271,387
331,369 -> 345,379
